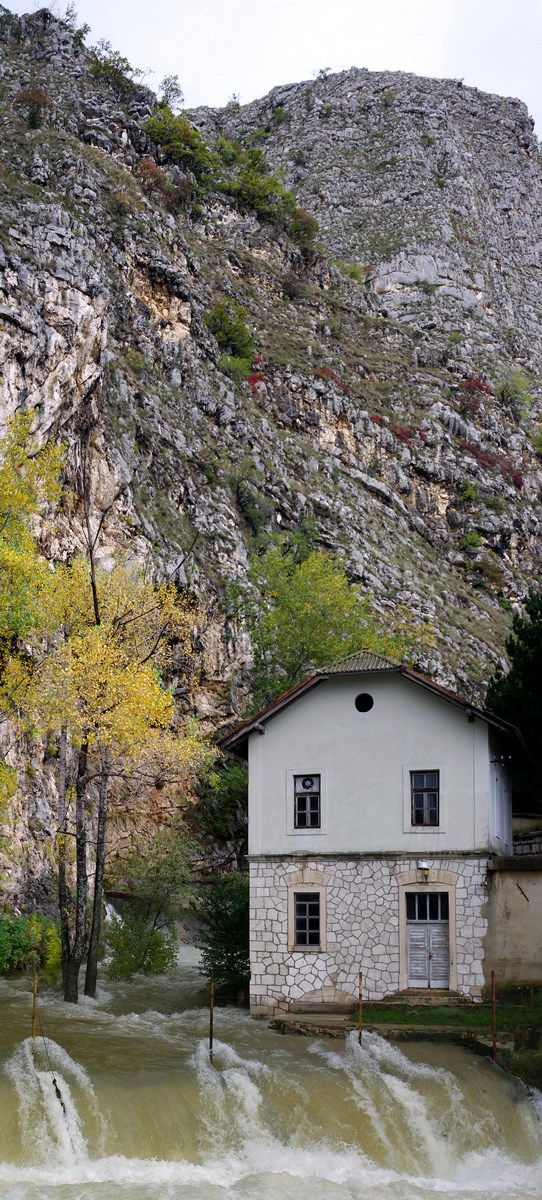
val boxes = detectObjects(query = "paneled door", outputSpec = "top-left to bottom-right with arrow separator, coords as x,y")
406,892 -> 449,989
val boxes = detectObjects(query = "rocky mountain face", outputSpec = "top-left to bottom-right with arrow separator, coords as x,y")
1,9 -> 542,900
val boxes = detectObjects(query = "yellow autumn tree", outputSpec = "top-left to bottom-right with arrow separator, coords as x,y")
0,412 -> 63,643
0,412 -> 63,834
2,557 -> 210,1002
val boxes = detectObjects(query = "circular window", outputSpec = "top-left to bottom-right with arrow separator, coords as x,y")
355,693 -> 374,713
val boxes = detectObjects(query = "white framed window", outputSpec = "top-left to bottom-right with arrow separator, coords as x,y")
286,769 -> 326,835
411,771 -> 439,826
294,774 -> 321,828
294,892 -> 320,946
287,882 -> 327,951
403,765 -> 446,833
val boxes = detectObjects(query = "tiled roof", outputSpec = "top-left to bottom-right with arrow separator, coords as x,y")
219,653 -> 521,752
318,650 -> 399,674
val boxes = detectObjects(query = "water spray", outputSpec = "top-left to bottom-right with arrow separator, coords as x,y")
37,1014 -> 68,1120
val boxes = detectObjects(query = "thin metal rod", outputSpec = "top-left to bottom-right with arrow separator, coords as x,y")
491,970 -> 497,1063
358,971 -> 363,1045
209,977 -> 215,1065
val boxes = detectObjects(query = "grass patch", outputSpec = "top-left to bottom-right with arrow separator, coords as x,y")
355,993 -> 542,1032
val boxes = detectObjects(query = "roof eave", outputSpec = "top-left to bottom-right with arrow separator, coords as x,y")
219,673 -> 325,753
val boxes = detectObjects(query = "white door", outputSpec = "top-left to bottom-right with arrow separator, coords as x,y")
407,893 -> 450,989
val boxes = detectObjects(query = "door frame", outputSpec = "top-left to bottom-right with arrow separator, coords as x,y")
396,869 -> 458,992
406,902 -> 450,988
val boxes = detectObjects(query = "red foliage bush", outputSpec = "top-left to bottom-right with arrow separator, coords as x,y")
461,441 -> 523,487
459,394 -> 482,420
138,158 -> 189,210
457,376 -> 493,420
390,423 -> 412,446
315,367 -> 347,391
13,85 -> 52,128
247,372 -> 265,395
462,376 -> 493,396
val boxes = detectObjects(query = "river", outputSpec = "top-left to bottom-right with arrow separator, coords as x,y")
0,948 -> 541,1200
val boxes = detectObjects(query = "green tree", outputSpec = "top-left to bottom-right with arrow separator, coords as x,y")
108,824 -> 196,924
195,757 -> 248,867
158,74 -> 184,112
486,590 -> 542,812
498,370 -> 534,417
244,544 -> 434,709
196,873 -> 250,1000
88,39 -> 145,90
205,298 -> 254,360
105,824 -> 197,980
105,908 -> 177,980
0,912 -> 60,980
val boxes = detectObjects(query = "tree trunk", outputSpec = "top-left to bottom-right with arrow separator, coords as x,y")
63,740 -> 89,1004
84,754 -> 109,998
63,955 -> 82,1004
56,724 -> 71,988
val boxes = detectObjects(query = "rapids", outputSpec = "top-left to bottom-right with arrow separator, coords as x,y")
0,948 -> 540,1200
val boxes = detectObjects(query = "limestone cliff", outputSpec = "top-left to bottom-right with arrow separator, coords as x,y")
1,9 -> 542,900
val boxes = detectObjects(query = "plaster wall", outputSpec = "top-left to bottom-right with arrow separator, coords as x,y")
249,854 -> 489,1015
248,674 -> 499,857
484,868 -> 542,981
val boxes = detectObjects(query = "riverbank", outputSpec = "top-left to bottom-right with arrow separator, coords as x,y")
269,988 -> 542,1089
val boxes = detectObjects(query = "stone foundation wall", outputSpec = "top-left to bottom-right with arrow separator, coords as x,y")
249,856 -> 489,1015
513,834 -> 542,856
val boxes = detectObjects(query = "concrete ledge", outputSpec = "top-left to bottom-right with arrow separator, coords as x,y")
268,1012 -> 514,1052
489,856 -> 542,871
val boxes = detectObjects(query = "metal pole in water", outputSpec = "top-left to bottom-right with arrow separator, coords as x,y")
209,976 -> 215,1065
358,971 -> 363,1045
491,970 -> 497,1063
31,965 -> 38,1058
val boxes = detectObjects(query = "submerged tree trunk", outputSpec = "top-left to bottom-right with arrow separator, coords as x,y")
84,753 -> 109,998
63,740 -> 89,1004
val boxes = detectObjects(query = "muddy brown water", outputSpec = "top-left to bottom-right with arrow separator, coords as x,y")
0,949 -> 540,1200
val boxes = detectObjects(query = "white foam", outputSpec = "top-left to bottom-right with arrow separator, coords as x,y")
4,1037 -> 105,1166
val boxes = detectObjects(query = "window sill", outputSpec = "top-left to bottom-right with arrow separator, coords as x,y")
287,828 -> 327,836
407,826 -> 445,833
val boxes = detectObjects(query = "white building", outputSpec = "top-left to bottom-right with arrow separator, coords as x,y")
221,652 -> 518,1015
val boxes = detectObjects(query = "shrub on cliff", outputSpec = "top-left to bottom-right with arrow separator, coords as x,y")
13,85 -> 52,129
290,205 -> 319,258
89,39 -> 145,91
205,298 -> 254,379
144,107 -> 214,182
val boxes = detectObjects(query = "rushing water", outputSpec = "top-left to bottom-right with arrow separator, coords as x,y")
0,948 -> 541,1200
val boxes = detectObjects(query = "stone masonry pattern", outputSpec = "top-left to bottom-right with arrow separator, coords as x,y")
249,857 -> 489,1014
